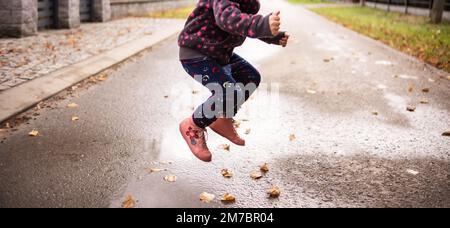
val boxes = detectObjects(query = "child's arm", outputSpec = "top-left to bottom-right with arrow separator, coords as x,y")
212,0 -> 277,38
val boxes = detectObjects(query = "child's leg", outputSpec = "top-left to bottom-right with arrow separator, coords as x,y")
181,57 -> 239,129
228,53 -> 262,116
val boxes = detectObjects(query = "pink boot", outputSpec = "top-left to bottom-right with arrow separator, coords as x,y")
209,118 -> 245,146
179,117 -> 212,162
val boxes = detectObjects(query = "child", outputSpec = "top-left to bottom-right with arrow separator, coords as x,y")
178,0 -> 289,162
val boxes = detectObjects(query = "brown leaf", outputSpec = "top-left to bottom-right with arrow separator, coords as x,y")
164,95 -> 169,98
164,175 -> 177,182
219,144 -> 230,151
199,192 -> 215,203
28,130 -> 39,137
406,105 -> 416,112
422,88 -> 430,93
442,131 -> 450,136
323,58 -> 332,62
67,103 -> 79,108
71,116 -> 79,121
260,163 -> 269,173
267,186 -> 281,198
407,84 -> 414,93
289,134 -> 296,141
419,98 -> 429,104
221,193 -> 236,203
146,168 -> 166,173
192,90 -> 199,95
221,169 -> 233,178
122,195 -> 136,208
245,129 -> 251,135
250,170 -> 263,180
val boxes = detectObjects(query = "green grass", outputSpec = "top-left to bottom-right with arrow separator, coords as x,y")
311,6 -> 450,72
147,6 -> 195,19
288,0 -> 332,4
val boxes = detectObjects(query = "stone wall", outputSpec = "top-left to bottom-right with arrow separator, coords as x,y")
0,0 -> 37,38
110,0 -> 195,19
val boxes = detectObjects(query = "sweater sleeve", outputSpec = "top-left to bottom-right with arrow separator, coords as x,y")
211,0 -> 272,38
259,31 -> 286,45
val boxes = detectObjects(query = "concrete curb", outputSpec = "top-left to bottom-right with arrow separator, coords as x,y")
0,20 -> 184,124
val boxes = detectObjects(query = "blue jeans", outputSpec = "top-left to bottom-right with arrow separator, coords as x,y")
181,54 -> 261,128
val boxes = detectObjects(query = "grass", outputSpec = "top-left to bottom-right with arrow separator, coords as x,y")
311,6 -> 450,72
146,6 -> 195,19
288,0 -> 332,4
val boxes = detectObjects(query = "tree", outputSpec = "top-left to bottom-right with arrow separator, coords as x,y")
431,0 -> 445,24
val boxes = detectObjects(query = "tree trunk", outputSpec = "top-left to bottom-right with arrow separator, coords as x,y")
431,0 -> 445,24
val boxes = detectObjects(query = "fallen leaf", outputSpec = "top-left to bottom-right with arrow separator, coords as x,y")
442,131 -> 450,136
71,116 -> 79,121
323,58 -> 333,62
164,95 -> 169,98
267,186 -> 281,198
306,89 -> 317,94
28,130 -> 39,137
406,105 -> 416,112
406,169 -> 419,175
419,98 -> 429,104
164,175 -> 177,182
447,76 -> 450,81
146,168 -> 166,173
221,193 -> 236,203
219,144 -> 230,151
422,88 -> 430,93
407,84 -> 414,93
428,78 -> 435,83
97,73 -> 108,81
122,195 -> 136,208
233,120 -> 241,128
245,129 -> 251,135
250,170 -> 263,180
372,111 -> 379,116
240,119 -> 250,122
221,169 -> 233,178
289,134 -> 296,141
67,103 -> 79,108
192,90 -> 199,95
199,192 -> 215,203
159,160 -> 173,165
260,163 -> 269,173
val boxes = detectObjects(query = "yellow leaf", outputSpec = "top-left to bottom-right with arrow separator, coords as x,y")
146,168 -> 166,173
28,130 -> 39,137
199,192 -> 215,203
71,116 -> 79,121
260,163 -> 269,173
221,193 -> 236,203
122,195 -> 136,208
67,103 -> 79,108
267,186 -> 281,198
219,144 -> 230,151
164,175 -> 177,182
221,169 -> 233,178
289,134 -> 296,141
233,120 -> 241,128
97,73 -> 108,81
307,89 -> 317,94
250,170 -> 263,180
419,98 -> 429,104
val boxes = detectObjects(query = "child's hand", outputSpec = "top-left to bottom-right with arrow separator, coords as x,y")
269,11 -> 281,36
280,33 -> 289,47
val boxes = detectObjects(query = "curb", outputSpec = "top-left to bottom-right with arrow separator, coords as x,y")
0,21 -> 184,124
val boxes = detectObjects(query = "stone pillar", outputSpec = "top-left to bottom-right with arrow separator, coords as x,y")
92,0 -> 111,22
0,0 -> 38,38
57,0 -> 80,29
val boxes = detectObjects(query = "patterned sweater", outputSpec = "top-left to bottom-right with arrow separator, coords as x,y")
178,0 -> 285,65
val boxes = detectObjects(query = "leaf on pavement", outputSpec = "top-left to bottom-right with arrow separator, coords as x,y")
406,105 -> 416,112
419,98 -> 429,104
221,169 -> 233,178
71,116 -> 79,121
447,76 -> 450,81
289,134 -> 296,141
28,130 -> 39,137
267,186 -> 281,198
407,84 -> 414,93
306,89 -> 317,94
164,175 -> 177,182
221,193 -> 236,203
422,88 -> 430,93
250,170 -> 263,180
67,103 -> 79,108
200,192 -> 215,203
159,161 -> 173,165
146,168 -> 166,173
406,169 -> 419,176
122,195 -> 136,208
97,73 -> 108,81
442,131 -> 450,137
219,144 -> 230,152
233,120 -> 241,129
260,163 -> 269,173
372,111 -> 379,116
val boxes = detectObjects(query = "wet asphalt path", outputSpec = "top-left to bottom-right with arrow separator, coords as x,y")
1,0 -> 449,208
